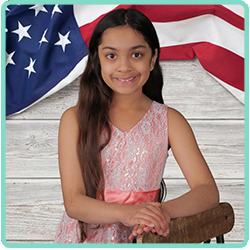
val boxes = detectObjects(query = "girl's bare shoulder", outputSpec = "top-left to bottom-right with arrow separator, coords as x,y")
167,107 -> 187,124
59,106 -> 78,131
61,106 -> 78,120
167,107 -> 194,138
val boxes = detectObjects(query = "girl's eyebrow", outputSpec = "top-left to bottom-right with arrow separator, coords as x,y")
102,45 -> 147,51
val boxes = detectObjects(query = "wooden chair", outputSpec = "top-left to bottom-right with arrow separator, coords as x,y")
137,202 -> 234,244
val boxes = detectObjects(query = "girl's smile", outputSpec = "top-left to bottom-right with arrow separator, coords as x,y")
114,76 -> 138,85
98,26 -> 157,98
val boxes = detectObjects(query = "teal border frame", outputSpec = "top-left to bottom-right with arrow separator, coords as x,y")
1,0 -> 249,248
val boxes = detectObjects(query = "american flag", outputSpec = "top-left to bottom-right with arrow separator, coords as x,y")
5,4 -> 245,116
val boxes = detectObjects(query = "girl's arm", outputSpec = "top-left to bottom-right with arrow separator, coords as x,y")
58,107 -> 168,234
129,107 -> 219,240
162,108 -> 219,219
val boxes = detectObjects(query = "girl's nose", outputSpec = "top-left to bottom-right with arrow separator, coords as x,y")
117,57 -> 132,73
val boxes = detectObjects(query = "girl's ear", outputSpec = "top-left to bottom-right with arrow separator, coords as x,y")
150,49 -> 158,71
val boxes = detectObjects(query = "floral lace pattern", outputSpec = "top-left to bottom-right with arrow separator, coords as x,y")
55,101 -> 169,243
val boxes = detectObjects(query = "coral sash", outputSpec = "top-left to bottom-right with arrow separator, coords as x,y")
103,189 -> 160,205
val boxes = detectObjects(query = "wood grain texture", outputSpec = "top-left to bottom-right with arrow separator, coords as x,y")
5,179 -> 244,207
137,203 -> 234,243
161,60 -> 244,120
6,120 -> 244,178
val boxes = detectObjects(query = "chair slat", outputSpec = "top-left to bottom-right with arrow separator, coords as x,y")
137,202 -> 234,243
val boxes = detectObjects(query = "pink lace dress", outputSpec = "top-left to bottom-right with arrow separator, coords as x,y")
55,101 -> 169,243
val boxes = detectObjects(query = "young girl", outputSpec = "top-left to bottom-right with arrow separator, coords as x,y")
55,8 -> 219,243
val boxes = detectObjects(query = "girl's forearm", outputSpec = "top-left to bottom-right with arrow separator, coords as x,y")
65,194 -> 124,224
65,194 -> 168,234
162,183 -> 219,220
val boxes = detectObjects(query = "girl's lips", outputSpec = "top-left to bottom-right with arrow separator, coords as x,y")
114,76 -> 137,84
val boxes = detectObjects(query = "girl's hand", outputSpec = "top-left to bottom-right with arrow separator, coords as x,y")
119,202 -> 168,237
128,224 -> 169,241
128,203 -> 171,241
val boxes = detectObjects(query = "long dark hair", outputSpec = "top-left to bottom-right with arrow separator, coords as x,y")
77,8 -> 166,242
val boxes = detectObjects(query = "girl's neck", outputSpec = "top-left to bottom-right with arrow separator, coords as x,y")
109,92 -> 153,132
110,92 -> 151,111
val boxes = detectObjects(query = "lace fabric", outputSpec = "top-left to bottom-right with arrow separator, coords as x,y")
55,101 -> 169,243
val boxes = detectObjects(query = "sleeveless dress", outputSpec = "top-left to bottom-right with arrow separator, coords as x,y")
55,101 -> 169,243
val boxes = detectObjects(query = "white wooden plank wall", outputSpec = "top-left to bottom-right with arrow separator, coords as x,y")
5,58 -> 245,244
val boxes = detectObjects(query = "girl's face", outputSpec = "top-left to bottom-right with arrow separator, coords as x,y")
98,26 -> 157,98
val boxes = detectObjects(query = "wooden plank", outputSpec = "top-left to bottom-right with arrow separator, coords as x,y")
6,179 -> 63,206
138,203 -> 235,243
7,59 -> 244,120
5,205 -> 64,242
164,120 -> 245,179
6,241 -> 55,244
161,59 -> 244,120
5,179 -> 244,207
6,120 -> 60,178
6,120 -> 244,179
5,179 -> 244,243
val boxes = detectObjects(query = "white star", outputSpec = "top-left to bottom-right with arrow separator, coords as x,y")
29,5 -> 48,17
51,5 -> 62,19
12,21 -> 31,42
24,58 -> 36,78
6,51 -> 15,67
54,31 -> 71,52
39,29 -> 49,48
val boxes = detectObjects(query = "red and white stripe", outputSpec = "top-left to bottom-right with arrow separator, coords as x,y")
74,5 -> 245,103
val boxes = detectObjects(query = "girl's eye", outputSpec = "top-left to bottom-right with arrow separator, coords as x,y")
132,53 -> 142,58
107,53 -> 116,59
